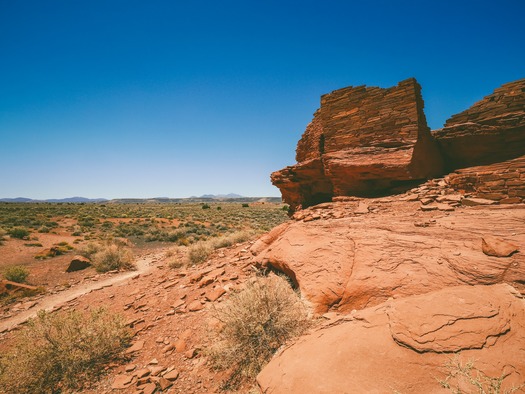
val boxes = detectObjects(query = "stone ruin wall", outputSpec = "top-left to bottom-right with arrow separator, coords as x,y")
319,78 -> 422,152
448,156 -> 525,204
273,77 -> 525,211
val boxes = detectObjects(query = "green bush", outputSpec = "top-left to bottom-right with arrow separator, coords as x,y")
202,203 -> 211,209
8,227 -> 30,239
3,265 -> 29,283
0,228 -> 5,245
209,275 -> 309,389
0,308 -> 132,393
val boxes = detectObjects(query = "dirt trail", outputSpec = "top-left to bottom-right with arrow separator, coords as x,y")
0,251 -> 163,333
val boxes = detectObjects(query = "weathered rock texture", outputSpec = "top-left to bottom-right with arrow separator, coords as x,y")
433,78 -> 525,170
257,284 -> 525,393
448,156 -> 525,203
274,78 -> 525,210
252,200 -> 525,314
272,78 -> 443,211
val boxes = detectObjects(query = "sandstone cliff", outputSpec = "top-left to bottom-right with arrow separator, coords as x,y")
274,78 -> 525,211
258,77 -> 525,393
272,78 -> 444,211
433,78 -> 525,170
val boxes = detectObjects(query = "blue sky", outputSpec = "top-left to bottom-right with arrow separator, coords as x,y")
1,0 -> 524,199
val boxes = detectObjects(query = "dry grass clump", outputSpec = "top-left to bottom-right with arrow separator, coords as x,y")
209,275 -> 310,389
438,355 -> 524,394
0,308 -> 132,393
77,239 -> 135,272
185,230 -> 257,266
2,265 -> 29,283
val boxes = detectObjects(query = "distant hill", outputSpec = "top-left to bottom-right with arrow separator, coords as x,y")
0,197 -> 108,203
199,193 -> 244,199
1,195 -> 283,204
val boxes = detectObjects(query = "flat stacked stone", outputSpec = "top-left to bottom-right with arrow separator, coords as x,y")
433,78 -> 525,169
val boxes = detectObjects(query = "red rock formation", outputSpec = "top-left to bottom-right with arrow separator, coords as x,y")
433,78 -> 525,170
272,78 -> 444,211
251,200 -> 525,314
257,284 -> 525,393
447,155 -> 525,203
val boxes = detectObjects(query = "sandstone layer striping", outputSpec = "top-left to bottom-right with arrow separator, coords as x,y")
271,78 -> 443,211
274,78 -> 525,211
433,78 -> 525,170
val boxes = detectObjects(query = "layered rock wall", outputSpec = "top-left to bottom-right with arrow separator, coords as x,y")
448,156 -> 525,203
272,78 -> 443,210
433,78 -> 525,170
274,77 -> 525,211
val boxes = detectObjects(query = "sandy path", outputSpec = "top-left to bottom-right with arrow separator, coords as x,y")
0,251 -> 163,333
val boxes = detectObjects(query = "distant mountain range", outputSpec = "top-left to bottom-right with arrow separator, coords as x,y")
0,194 -> 282,204
0,197 -> 108,203
194,193 -> 244,199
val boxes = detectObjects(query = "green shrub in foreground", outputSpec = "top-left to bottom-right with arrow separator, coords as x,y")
209,275 -> 310,389
7,227 -> 30,239
2,265 -> 29,283
0,308 -> 132,394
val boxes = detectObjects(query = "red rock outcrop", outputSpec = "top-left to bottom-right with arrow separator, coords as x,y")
257,284 -> 525,393
251,199 -> 525,314
447,155 -> 525,203
272,78 -> 444,211
433,78 -> 525,170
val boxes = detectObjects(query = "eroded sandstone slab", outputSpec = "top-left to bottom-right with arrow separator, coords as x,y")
257,284 -> 525,394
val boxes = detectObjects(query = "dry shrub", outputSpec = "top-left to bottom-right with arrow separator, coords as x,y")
0,308 -> 132,393
185,230 -> 257,266
438,355 -> 524,394
187,242 -> 213,265
209,275 -> 310,389
2,265 -> 29,283
78,239 -> 135,272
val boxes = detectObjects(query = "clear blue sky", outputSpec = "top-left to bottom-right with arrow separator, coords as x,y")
1,0 -> 524,199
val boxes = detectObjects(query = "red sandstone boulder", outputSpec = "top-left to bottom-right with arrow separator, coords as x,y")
257,284 -> 525,393
251,201 -> 525,314
433,78 -> 525,170
271,78 -> 443,211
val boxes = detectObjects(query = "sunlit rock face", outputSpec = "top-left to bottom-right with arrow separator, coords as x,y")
272,78 -> 443,211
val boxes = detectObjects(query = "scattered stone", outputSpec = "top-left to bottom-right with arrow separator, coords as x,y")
142,382 -> 157,394
125,340 -> 145,354
111,374 -> 134,389
125,364 -> 136,372
461,198 -> 498,206
482,235 -> 519,257
65,255 -> 91,272
187,300 -> 204,311
354,203 -> 369,214
134,368 -> 151,379
205,287 -> 226,302
163,369 -> 180,381
158,377 -> 173,390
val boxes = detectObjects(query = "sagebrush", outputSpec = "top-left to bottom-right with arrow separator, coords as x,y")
209,275 -> 310,389
185,230 -> 256,266
2,265 -> 29,283
0,308 -> 132,393
78,239 -> 135,272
